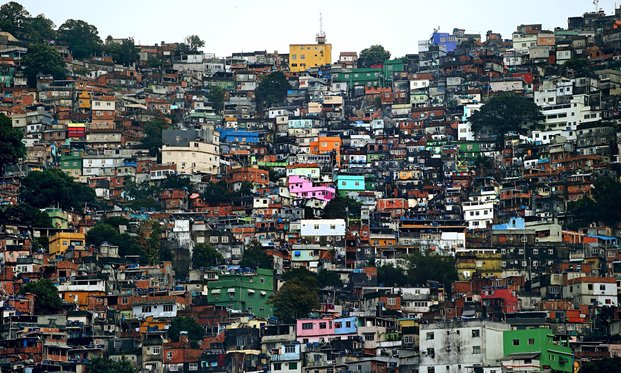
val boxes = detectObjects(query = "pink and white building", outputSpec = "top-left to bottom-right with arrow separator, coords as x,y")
288,176 -> 335,202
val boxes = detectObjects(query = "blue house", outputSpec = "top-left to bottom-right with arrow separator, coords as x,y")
431,31 -> 457,52
218,128 -> 260,144
336,175 -> 365,195
334,317 -> 357,335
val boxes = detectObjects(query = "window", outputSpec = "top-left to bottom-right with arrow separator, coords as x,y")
189,363 -> 198,371
472,329 -> 480,338
364,333 -> 375,341
142,306 -> 152,313
166,351 -> 173,360
273,362 -> 282,370
151,346 -> 161,355
426,332 -> 434,340
285,345 -> 296,353
289,362 -> 298,369
427,347 -> 435,356
528,338 -> 535,345
600,285 -> 606,291
319,322 -> 327,329
513,339 -> 520,346
472,346 -> 481,354
302,322 -> 313,330
588,284 -> 594,291
163,304 -> 173,312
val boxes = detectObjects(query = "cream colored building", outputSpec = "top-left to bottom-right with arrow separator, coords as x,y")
161,127 -> 220,175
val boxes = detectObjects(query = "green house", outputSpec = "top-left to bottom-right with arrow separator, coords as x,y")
207,268 -> 274,319
332,68 -> 383,89
59,150 -> 83,178
503,328 -> 573,372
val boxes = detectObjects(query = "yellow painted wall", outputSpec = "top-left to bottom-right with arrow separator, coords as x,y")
49,232 -> 86,256
289,43 -> 332,72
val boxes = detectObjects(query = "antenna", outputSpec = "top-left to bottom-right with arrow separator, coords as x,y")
316,12 -> 326,44
593,0 -> 599,11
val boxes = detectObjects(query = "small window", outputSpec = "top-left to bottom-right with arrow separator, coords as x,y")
427,332 -> 434,340
528,338 -> 535,345
513,339 -> 520,346
472,329 -> 480,338
472,346 -> 481,354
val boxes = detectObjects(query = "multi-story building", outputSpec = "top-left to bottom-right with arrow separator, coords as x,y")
289,32 -> 332,73
161,127 -> 220,175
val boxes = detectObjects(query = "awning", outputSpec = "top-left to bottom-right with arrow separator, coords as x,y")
227,288 -> 236,293
211,289 -> 221,295
247,289 -> 255,294
260,291 -> 267,296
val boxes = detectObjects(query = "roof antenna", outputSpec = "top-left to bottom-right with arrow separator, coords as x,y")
316,12 -> 326,44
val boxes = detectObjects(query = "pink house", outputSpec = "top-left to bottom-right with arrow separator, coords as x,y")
296,317 -> 358,343
288,176 -> 335,202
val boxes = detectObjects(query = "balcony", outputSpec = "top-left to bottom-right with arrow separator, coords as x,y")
270,352 -> 301,361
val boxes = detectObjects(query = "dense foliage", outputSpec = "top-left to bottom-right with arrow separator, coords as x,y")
168,316 -> 205,344
255,71 -> 290,110
89,357 -> 138,373
357,45 -> 391,68
21,169 -> 96,210
0,113 -> 26,171
569,175 -> 621,229
239,240 -> 272,269
20,278 -> 63,314
192,243 -> 224,268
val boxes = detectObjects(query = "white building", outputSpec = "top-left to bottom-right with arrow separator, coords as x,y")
162,128 -> 220,175
562,277 -> 618,308
419,320 -> 510,373
462,201 -> 494,230
132,300 -> 178,319
300,219 -> 346,237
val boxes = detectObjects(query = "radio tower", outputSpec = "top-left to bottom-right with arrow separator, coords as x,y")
593,0 -> 599,12
316,12 -> 326,44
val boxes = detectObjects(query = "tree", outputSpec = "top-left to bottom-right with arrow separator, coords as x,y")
271,279 -> 320,323
0,1 -> 30,37
468,94 -> 544,142
407,250 -> 458,291
22,43 -> 67,87
378,264 -> 408,287
0,204 -> 51,228
207,86 -> 225,113
185,34 -> 205,52
357,45 -> 391,68
569,175 -> 621,229
168,316 -> 205,344
21,169 -> 96,210
58,19 -> 102,59
317,269 -> 343,289
104,39 -> 139,66
322,196 -> 361,219
579,357 -> 621,373
563,57 -> 592,77
239,240 -> 272,269
22,14 -> 56,43
255,71 -> 291,110
0,113 -> 25,171
161,174 -> 194,192
20,278 -> 63,314
282,267 -> 318,288
90,357 -> 138,373
192,243 -> 223,268
141,118 -> 168,160
201,181 -> 233,205
86,223 -> 118,246
138,220 -> 162,264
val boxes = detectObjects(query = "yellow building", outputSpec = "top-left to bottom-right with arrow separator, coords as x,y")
289,33 -> 332,72
455,251 -> 503,280
77,91 -> 92,109
49,232 -> 86,256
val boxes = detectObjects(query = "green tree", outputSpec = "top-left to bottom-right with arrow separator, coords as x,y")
58,19 -> 102,59
138,220 -> 162,264
161,174 -> 194,192
563,57 -> 592,77
20,278 -> 63,314
89,357 -> 138,373
22,14 -> 56,43
255,71 -> 291,110
168,316 -> 205,344
271,279 -> 320,323
201,181 -> 233,205
468,94 -> 544,142
579,357 -> 621,373
0,1 -> 30,37
282,267 -> 318,288
317,269 -> 343,289
104,39 -> 139,66
378,264 -> 408,287
207,86 -> 225,113
322,195 -> 361,219
357,45 -> 391,68
184,34 -> 205,52
86,223 -> 118,246
0,204 -> 52,227
569,175 -> 621,229
192,243 -> 223,268
21,169 -> 96,210
407,250 -> 457,291
239,239 -> 272,269
0,113 -> 25,171
22,43 -> 67,87
141,119 -> 168,160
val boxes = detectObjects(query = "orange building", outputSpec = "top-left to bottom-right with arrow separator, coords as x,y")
310,136 -> 342,166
